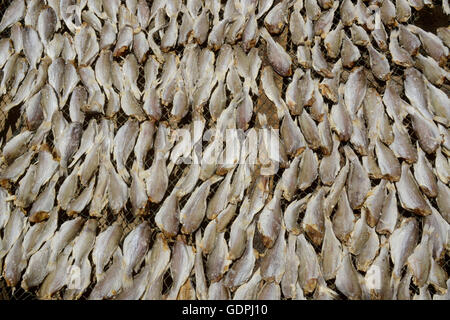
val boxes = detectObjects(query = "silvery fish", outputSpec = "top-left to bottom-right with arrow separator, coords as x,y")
89,248 -> 124,300
166,235 -> 195,300
92,222 -> 123,282
122,222 -> 152,288
260,27 -> 292,77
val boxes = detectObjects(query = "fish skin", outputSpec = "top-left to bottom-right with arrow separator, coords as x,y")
296,233 -> 320,294
37,7 -> 57,46
145,151 -> 169,204
122,222 -> 152,288
319,135 -> 341,186
92,222 -> 123,282
264,0 -> 289,35
320,59 -> 342,103
48,217 -> 84,270
375,139 -> 400,182
38,243 -> 73,299
22,26 -> 42,71
281,233 -> 300,298
311,37 -> 332,78
345,147 -> 370,210
318,112 -> 333,155
372,10 -> 388,51
355,226 -> 379,272
31,150 -> 59,200
297,44 -> 312,70
350,24 -> 369,46
0,187 -> 11,230
408,24 -> 449,66
107,160 -> 128,214
380,0 -> 396,26
321,218 -> 342,281
390,119 -> 417,163
323,156 -> 349,217
383,81 -> 407,121
233,268 -> 262,300
206,232 -> 232,281
394,270 -> 413,300
335,247 -> 362,300
437,26 -> 450,48
332,187 -> 355,243
89,248 -> 124,300
21,242 -> 51,291
114,261 -> 151,300
193,230 -> 208,300
367,44 -> 390,81
141,232 -> 171,300
56,122 -> 83,174
435,147 -> 450,185
396,0 -> 411,22
29,174 -> 58,223
389,29 -> 414,67
14,164 -> 36,209
365,239 -> 392,299
228,200 -> 252,261
260,27 -> 292,77
65,220 -> 98,299
413,145 -> 437,197
406,226 -> 432,287
376,183 -> 399,235
315,2 -> 338,38
330,85 -> 353,141
100,21 -> 117,49
341,33 -> 360,68
324,21 -> 343,59
257,187 -> 283,248
390,218 -> 419,280
208,280 -> 230,300
436,181 -> 450,223
113,119 -> 139,182
57,165 -> 79,211
349,208 -> 371,256
0,1 -> 25,32
0,150 -> 34,183
257,281 -> 281,300
2,131 -> 32,165
302,187 -> 326,246
167,235 -> 195,300
344,67 -> 367,118
67,177 -> 96,216
207,170 -> 233,220
404,68 -> 433,121
0,208 -> 26,259
279,156 -> 300,201
180,179 -> 212,234
428,258 -> 448,294
260,223 -> 287,282
299,111 -> 321,151
427,83 -> 450,126
224,222 -> 257,289
155,188 -> 179,238
113,26 -> 133,57
424,201 -> 449,261
364,179 -> 387,228
75,25 -> 99,66
0,53 -> 18,95
396,163 -> 431,216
